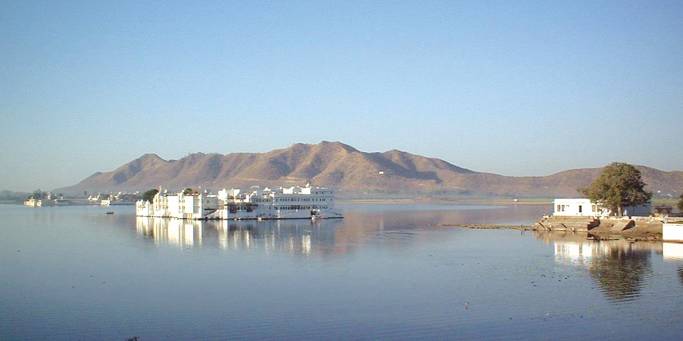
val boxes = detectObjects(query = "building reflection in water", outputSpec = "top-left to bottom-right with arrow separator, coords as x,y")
136,217 -> 203,247
536,231 -> 657,302
136,217 -> 337,256
663,243 -> 683,289
663,242 -> 683,261
133,205 -> 550,257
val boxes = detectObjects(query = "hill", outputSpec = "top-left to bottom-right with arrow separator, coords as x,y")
56,141 -> 683,198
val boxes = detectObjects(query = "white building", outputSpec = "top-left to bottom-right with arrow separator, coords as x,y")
136,190 -> 219,220
553,198 -> 651,217
136,184 -> 341,220
212,185 -> 339,220
553,199 -> 603,217
663,223 -> 683,242
24,198 -> 42,207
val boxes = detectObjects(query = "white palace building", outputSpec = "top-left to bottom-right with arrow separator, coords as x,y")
136,184 -> 342,221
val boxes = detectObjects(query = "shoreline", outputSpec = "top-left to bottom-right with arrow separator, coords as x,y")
338,197 -> 552,206
439,223 -> 535,231
439,220 -> 672,242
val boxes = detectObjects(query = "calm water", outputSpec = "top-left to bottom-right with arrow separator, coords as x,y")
2,204 -> 683,340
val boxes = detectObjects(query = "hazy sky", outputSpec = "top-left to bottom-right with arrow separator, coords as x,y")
1,0 -> 682,191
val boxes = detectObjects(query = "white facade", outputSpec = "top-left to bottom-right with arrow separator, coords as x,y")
663,223 -> 683,242
136,191 -> 219,220
212,185 -> 339,220
24,198 -> 42,207
137,184 -> 341,220
553,199 -> 603,217
553,198 -> 652,217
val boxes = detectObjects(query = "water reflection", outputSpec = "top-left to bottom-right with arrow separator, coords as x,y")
536,231 -> 657,302
663,243 -> 683,261
136,218 -> 203,247
134,205 -> 550,257
135,217 -> 341,256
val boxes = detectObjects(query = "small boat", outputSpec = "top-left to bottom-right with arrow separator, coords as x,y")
105,211 -> 114,215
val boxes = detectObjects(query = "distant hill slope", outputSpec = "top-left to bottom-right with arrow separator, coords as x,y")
56,141 -> 683,197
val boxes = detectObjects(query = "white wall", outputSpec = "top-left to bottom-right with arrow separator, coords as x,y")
663,223 -> 683,242
553,198 -> 652,217
553,199 -> 597,217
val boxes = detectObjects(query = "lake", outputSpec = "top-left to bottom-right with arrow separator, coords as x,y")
2,203 -> 683,340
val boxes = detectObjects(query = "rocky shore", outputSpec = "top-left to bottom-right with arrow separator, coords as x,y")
442,216 -> 683,242
533,216 -> 680,241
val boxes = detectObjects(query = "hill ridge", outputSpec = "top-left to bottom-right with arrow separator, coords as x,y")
56,141 -> 683,197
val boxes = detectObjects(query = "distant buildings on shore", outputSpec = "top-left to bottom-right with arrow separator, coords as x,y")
23,191 -> 139,207
23,192 -> 67,207
87,192 -> 139,207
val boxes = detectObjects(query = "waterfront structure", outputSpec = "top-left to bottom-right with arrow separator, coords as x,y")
553,198 -> 651,217
89,192 -> 139,206
136,190 -> 219,220
553,199 -> 601,217
23,195 -> 71,207
136,184 -> 341,220
23,198 -> 42,207
663,223 -> 683,242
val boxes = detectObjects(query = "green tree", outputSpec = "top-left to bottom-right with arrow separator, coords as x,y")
142,189 -> 159,203
31,189 -> 43,199
182,188 -> 194,195
581,162 -> 652,216
678,194 -> 683,212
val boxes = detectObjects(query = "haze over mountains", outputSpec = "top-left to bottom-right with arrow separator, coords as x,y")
57,141 -> 683,198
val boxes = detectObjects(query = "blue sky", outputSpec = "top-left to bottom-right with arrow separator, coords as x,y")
1,0 -> 682,191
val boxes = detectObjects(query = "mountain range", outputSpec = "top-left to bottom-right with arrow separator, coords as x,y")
56,141 -> 683,198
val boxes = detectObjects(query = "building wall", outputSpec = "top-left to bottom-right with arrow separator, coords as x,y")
663,223 -> 683,242
553,198 -> 652,217
553,199 -> 598,217
136,186 -> 336,220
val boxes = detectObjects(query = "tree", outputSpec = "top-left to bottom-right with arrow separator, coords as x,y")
581,162 -> 652,216
183,188 -> 194,195
678,194 -> 683,212
142,189 -> 159,203
31,189 -> 43,199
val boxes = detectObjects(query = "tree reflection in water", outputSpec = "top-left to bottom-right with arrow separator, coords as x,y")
587,243 -> 652,302
537,231 -> 655,302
